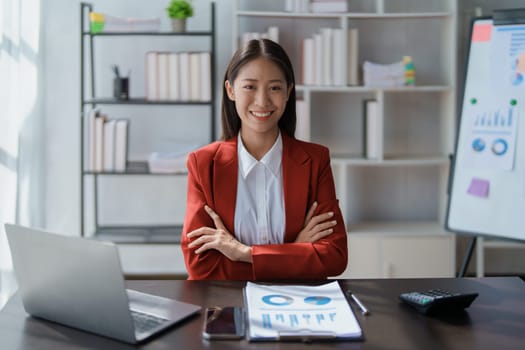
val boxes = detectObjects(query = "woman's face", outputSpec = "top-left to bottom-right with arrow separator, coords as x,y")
225,57 -> 292,140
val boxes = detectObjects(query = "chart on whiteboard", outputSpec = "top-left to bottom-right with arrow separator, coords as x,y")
461,100 -> 518,170
459,21 -> 523,171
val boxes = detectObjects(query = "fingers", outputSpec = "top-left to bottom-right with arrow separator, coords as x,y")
311,227 -> 335,242
205,205 -> 227,230
186,226 -> 216,239
304,201 -> 318,226
305,211 -> 334,231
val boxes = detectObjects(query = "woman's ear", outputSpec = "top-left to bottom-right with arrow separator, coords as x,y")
287,83 -> 294,100
225,80 -> 235,101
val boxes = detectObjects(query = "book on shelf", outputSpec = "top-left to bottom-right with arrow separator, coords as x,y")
86,109 -> 99,172
114,119 -> 129,172
94,113 -> 106,172
179,52 -> 191,101
168,52 -> 180,101
332,28 -> 345,86
314,33 -> 323,85
347,28 -> 359,86
157,52 -> 170,101
295,98 -> 310,141
302,38 -> 314,85
103,120 -> 116,172
189,53 -> 201,101
199,52 -> 211,102
145,51 -> 158,101
89,12 -> 160,33
321,27 -> 332,86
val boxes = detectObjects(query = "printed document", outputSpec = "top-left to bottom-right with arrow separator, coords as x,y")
244,281 -> 362,341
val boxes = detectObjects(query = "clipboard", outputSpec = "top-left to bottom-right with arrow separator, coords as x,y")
243,282 -> 364,342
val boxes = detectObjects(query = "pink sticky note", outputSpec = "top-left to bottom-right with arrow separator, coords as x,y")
467,177 -> 490,198
517,53 -> 525,74
472,24 -> 492,42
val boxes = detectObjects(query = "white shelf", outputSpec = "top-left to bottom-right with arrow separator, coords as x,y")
297,85 -> 453,93
348,220 -> 449,235
235,0 -> 458,278
235,11 -> 453,19
331,156 -> 449,166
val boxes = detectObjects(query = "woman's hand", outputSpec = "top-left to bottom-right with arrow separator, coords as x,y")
295,201 -> 337,243
187,205 -> 252,263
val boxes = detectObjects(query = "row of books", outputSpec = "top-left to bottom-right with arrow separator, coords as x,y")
285,0 -> 348,13
239,26 -> 279,48
85,110 -> 129,173
89,12 -> 160,34
145,51 -> 211,102
301,27 -> 359,86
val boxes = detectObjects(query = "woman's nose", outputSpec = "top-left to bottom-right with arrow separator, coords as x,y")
254,89 -> 270,106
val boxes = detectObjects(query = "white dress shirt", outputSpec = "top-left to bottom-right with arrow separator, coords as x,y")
234,132 -> 285,246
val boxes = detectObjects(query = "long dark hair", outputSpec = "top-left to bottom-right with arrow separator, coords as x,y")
220,39 -> 296,140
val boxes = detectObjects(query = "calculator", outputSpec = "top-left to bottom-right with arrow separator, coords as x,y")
399,289 -> 478,314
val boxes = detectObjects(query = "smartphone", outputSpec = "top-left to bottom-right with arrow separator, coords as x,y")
202,306 -> 245,340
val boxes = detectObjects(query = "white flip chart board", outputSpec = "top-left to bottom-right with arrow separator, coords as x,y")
446,10 -> 525,242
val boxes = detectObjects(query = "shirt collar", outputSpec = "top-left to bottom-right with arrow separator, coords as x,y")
238,132 -> 282,179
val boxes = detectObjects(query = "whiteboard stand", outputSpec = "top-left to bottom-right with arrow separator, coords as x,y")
458,236 -> 477,277
476,237 -> 485,277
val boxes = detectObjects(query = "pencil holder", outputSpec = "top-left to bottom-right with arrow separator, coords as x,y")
113,77 -> 129,100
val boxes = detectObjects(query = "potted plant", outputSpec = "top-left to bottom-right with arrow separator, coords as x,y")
166,0 -> 194,32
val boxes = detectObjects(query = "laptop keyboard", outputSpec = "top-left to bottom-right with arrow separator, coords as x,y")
131,310 -> 169,334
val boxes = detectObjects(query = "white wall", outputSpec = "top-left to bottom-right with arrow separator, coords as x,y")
44,0 -> 233,235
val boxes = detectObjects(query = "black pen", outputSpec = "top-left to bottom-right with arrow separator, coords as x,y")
348,292 -> 370,316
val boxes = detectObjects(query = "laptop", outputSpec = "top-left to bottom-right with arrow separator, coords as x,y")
4,223 -> 201,344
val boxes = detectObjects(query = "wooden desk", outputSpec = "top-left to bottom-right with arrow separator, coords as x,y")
1,277 -> 524,349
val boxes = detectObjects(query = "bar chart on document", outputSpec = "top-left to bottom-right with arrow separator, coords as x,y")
244,282 -> 362,341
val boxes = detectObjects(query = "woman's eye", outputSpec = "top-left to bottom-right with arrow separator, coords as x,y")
271,86 -> 283,91
243,85 -> 254,90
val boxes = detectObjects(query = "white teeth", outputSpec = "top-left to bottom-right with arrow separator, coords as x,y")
252,111 -> 271,117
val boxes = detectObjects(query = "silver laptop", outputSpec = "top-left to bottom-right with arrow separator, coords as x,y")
5,224 -> 201,344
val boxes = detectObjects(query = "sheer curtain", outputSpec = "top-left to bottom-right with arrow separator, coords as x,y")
0,0 -> 44,309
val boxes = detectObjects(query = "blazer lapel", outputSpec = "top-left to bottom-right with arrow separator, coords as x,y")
282,134 -> 311,242
213,138 -> 238,233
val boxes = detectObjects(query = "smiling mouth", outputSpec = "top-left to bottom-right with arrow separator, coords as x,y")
251,111 -> 272,118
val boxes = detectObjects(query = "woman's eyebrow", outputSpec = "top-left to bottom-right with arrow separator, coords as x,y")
240,78 -> 284,83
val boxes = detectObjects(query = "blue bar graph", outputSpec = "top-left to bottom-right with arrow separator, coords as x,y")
474,106 -> 515,129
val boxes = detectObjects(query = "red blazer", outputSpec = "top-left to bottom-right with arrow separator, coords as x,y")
181,132 -> 348,280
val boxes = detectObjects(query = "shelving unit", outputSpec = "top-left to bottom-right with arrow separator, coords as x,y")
233,0 -> 457,277
80,2 -> 216,243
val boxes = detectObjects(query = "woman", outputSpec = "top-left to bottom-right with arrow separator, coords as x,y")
181,39 -> 347,280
